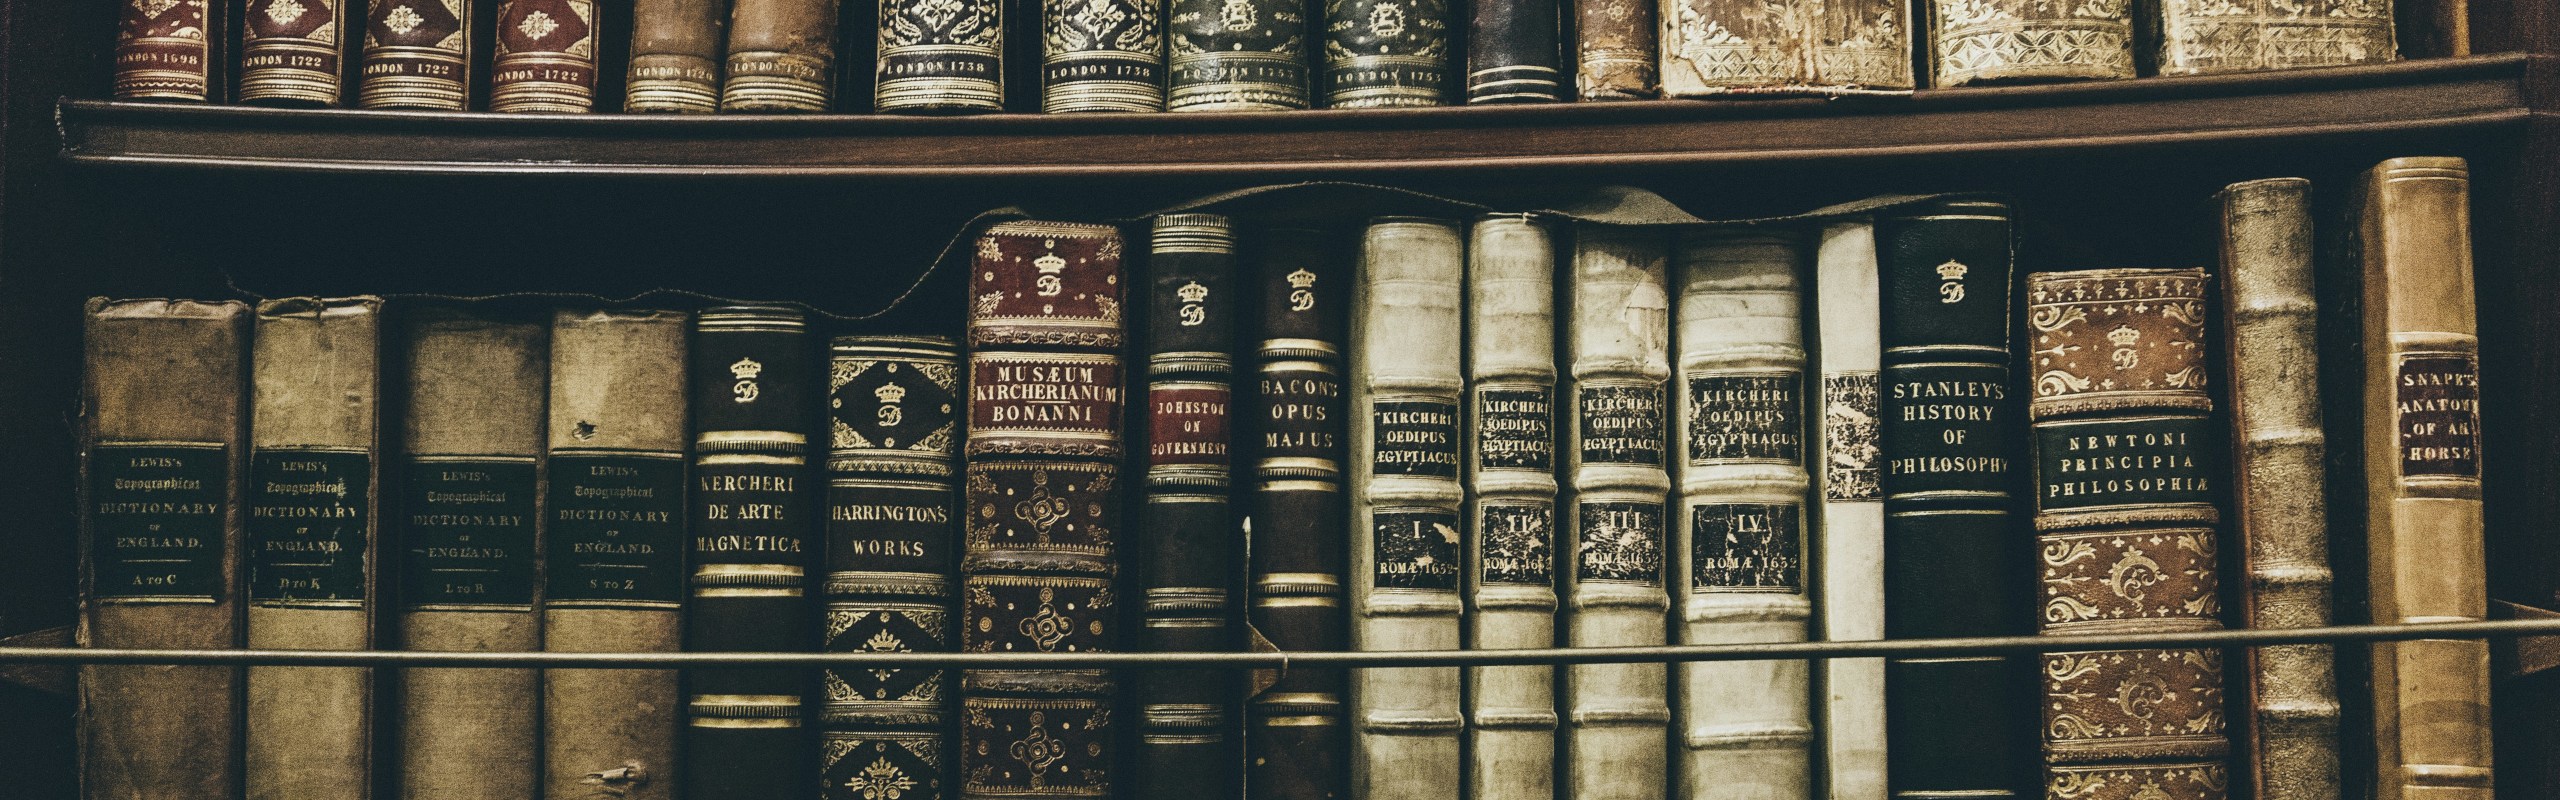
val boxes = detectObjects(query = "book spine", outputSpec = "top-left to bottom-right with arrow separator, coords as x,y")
245,297 -> 382,800
492,0 -> 602,111
1564,227 -> 1672,800
79,298 -> 250,800
875,0 -> 1004,111
626,0 -> 727,111
359,0 -> 473,110
542,309 -> 689,800
1463,216 -> 1560,800
1042,0 -> 1167,112
819,335 -> 963,800
397,310 -> 545,800
1166,0 -> 1310,110
116,0 -> 217,100
1322,0 -> 1450,108
724,0 -> 840,111
1812,222 -> 1886,800
1464,0 -> 1561,103
241,0 -> 349,104
684,306 -> 816,800
1247,226 -> 1352,800
1659,0 -> 1911,94
1573,0 -> 1655,99
1874,200 -> 2033,800
2152,0 -> 2393,75
2025,268 -> 2231,800
961,221 -> 1127,800
1927,0 -> 2130,86
1670,233 -> 1812,799
2216,178 -> 2341,800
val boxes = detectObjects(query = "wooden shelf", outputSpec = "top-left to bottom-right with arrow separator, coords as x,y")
55,55 -> 2546,179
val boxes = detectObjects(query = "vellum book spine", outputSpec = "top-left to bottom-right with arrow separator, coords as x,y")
1322,0 -> 1450,107
1564,227 -> 1673,800
627,0 -> 728,112
242,0 -> 350,104
79,298 -> 250,800
821,335 -> 963,800
1574,0 -> 1656,98
1813,222 -> 1886,800
116,0 -> 217,100
1659,0 -> 1911,95
360,0 -> 473,110
2152,0 -> 2392,75
876,0 -> 1004,110
1465,0 -> 1562,102
1043,0 -> 1167,111
1464,216 -> 1560,800
1167,0 -> 1310,110
492,0 -> 602,111
724,0 -> 840,111
1927,0 -> 2130,86
246,297 -> 382,800
542,309 -> 689,800
1670,233 -> 1813,800
398,309 -> 544,800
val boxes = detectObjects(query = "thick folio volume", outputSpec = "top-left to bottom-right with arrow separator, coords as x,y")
398,309 -> 545,800
1564,227 -> 1673,800
116,0 -> 216,99
2151,0 -> 2393,74
1670,233 -> 1813,800
876,0 -> 1004,111
1246,225 -> 1353,800
1042,0 -> 1166,111
2025,269 -> 2231,800
1167,0 -> 1310,110
1928,0 -> 2132,86
246,298 -> 382,800
1322,0 -> 1450,107
492,0 -> 602,111
626,0 -> 728,112
360,0 -> 473,110
820,336 -> 963,800
1464,216 -> 1561,800
724,0 -> 840,111
542,309 -> 689,799
685,306 -> 816,800
1574,0 -> 1655,99
1659,0 -> 1910,95
1876,201 -> 2035,800
1813,222 -> 1887,800
242,0 -> 350,104
1464,0 -> 1561,102
80,299 -> 250,800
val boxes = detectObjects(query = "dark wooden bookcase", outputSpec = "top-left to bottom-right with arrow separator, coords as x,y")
5,0 -> 2560,797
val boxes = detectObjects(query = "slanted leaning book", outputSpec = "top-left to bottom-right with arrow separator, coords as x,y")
1465,215 -> 1561,800
1167,0 -> 1310,110
81,298 -> 250,800
492,0 -> 603,111
1814,221 -> 1887,800
725,0 -> 840,110
241,0 -> 350,104
627,0 -> 728,111
116,0 -> 218,100
1659,0 -> 1910,95
359,0 -> 474,110
1927,0 -> 2131,86
1042,0 -> 1166,111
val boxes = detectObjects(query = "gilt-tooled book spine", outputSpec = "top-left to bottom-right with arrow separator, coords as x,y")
1167,0 -> 1309,110
1137,215 -> 1240,797
1247,226 -> 1352,800
1042,0 -> 1166,111
1927,0 -> 2130,86
2151,0 -> 2392,75
2216,178 -> 2341,800
245,297 -> 381,800
1813,222 -> 1886,800
1464,0 -> 1561,102
79,298 -> 250,800
116,0 -> 218,100
876,0 -> 1004,110
685,306 -> 815,800
542,309 -> 689,800
1322,0 -> 1450,107
1659,0 -> 1910,95
1573,0 -> 1656,99
492,0 -> 602,111
241,0 -> 349,104
2025,268 -> 2230,800
626,0 -> 727,111
1464,216 -> 1560,800
962,221 -> 1127,800
821,335 -> 962,800
1670,233 -> 1812,800
724,0 -> 840,111
1874,201 -> 2033,800
1348,218 -> 1466,800
397,309 -> 544,800
1564,226 -> 1673,800
359,0 -> 473,110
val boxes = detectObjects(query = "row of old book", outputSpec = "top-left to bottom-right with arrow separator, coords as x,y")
116,0 -> 2442,114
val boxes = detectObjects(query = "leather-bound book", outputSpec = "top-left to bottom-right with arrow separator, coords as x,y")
242,0 -> 350,104
1573,0 -> 1655,99
245,297 -> 381,800
1875,200 -> 2034,800
1813,222 -> 1886,800
543,309 -> 690,799
820,335 -> 963,800
1465,0 -> 1561,102
1246,225 -> 1352,800
1348,218 -> 1466,800
359,0 -> 474,110
2397,0 -> 2464,57
398,309 -> 544,800
1322,0 -> 1449,107
962,221 -> 1126,800
875,0 -> 1003,111
724,0 -> 840,111
626,0 -> 727,111
1166,0 -> 1309,110
1042,0 -> 1165,111
79,298 -> 249,800
2216,178 -> 2341,800
2025,268 -> 2230,800
1659,0 -> 1909,95
115,0 -> 219,100
1926,0 -> 2130,86
492,0 -> 602,111
1564,227 -> 1673,800
686,306 -> 816,800
2151,0 -> 2392,75
1464,215 -> 1560,800
1669,232 -> 1812,800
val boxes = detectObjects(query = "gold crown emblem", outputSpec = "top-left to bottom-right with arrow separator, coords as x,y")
1286,268 -> 1317,289
2106,325 -> 2141,347
1035,245 -> 1068,275
1177,281 -> 1209,303
1935,260 -> 1968,281
874,381 -> 908,404
729,357 -> 763,381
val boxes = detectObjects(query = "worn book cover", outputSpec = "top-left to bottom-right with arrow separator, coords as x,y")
492,0 -> 602,111
1464,0 -> 1561,102
2150,0 -> 2392,75
242,0 -> 350,104
626,0 -> 727,111
876,0 -> 1004,110
725,0 -> 841,110
1659,0 -> 1911,95
1167,0 -> 1310,109
1928,0 -> 2131,86
1042,0 -> 1166,111
1813,221 -> 1887,800
1322,0 -> 1450,107
1464,216 -> 1561,800
360,0 -> 474,109
117,0 -> 220,99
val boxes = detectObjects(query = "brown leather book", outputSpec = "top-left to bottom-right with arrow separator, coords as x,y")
359,0 -> 475,110
627,0 -> 729,111
1573,0 -> 1656,99
115,0 -> 221,100
79,298 -> 250,800
1927,0 -> 2131,86
492,0 -> 603,111
723,0 -> 840,111
241,0 -> 351,104
2024,268 -> 2230,800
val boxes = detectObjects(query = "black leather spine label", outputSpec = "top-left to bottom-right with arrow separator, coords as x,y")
1477,499 -> 1554,586
90,442 -> 230,602
403,457 -> 538,608
1574,500 -> 1664,585
1371,399 -> 1460,478
1687,502 -> 1802,591
1686,372 -> 1803,463
545,452 -> 687,606
1476,386 -> 1554,471
2395,352 -> 2482,479
1371,508 -> 1461,590
2033,415 -> 2218,512
249,448 -> 371,603
1579,382 -> 1666,466
827,479 -> 959,587
1881,363 -> 2012,498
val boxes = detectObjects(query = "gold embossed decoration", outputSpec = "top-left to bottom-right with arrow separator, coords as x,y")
1930,0 -> 2134,86
2154,0 -> 2394,75
1660,0 -> 1912,95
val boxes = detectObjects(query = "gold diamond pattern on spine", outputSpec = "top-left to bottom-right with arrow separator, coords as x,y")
242,0 -> 347,104
359,0 -> 472,109
116,0 -> 213,100
490,0 -> 600,112
875,0 -> 1007,113
1929,0 -> 2132,86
